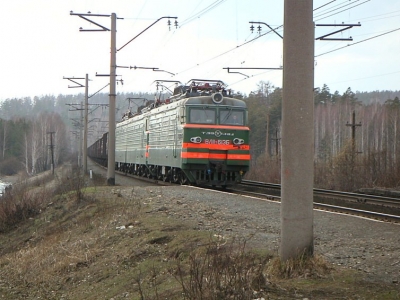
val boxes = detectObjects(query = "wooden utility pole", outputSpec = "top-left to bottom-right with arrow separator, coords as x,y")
271,128 -> 281,157
281,0 -> 314,261
47,131 -> 55,175
346,110 -> 362,153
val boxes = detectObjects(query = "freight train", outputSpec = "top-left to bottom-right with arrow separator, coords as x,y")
88,79 -> 250,188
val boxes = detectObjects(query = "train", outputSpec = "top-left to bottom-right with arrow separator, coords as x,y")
88,79 -> 250,188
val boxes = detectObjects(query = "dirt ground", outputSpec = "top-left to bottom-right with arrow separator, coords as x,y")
0,164 -> 399,299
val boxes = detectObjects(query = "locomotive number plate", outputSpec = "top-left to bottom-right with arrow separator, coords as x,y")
204,139 -> 230,145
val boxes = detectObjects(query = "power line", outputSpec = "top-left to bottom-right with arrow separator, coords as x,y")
354,11 -> 400,23
325,70 -> 400,85
314,0 -> 354,14
176,26 -> 282,76
180,0 -> 227,26
314,0 -> 337,12
314,0 -> 371,22
315,27 -> 400,57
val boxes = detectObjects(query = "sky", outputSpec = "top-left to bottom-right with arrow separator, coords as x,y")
0,0 -> 399,101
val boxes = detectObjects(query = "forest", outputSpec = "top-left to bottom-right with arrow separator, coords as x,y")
0,83 -> 399,192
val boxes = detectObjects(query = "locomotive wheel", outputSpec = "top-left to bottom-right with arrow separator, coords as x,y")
172,171 -> 179,183
179,173 -> 188,185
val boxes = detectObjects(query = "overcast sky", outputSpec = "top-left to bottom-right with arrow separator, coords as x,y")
0,0 -> 399,101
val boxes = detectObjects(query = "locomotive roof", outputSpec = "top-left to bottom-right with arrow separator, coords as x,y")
118,79 -> 246,125
182,96 -> 246,108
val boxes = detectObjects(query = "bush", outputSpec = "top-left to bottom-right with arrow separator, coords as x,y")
0,157 -> 24,176
0,184 -> 46,233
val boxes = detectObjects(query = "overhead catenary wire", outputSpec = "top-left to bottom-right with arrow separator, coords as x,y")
314,0 -> 337,12
315,27 -> 400,57
313,0 -> 365,16
175,26 -> 283,76
314,0 -> 371,22
179,0 -> 227,27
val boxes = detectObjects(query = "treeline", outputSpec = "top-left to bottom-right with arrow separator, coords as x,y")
0,92 -> 155,176
245,82 -> 400,191
1,86 -> 400,191
0,113 -> 68,176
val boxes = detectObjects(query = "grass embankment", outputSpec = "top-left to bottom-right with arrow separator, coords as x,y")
0,165 -> 398,299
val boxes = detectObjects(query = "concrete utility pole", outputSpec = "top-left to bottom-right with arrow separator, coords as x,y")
63,75 -> 89,171
70,11 -> 116,184
281,0 -> 314,260
83,74 -> 89,174
107,13 -> 117,186
80,101 -> 83,168
70,12 -> 177,185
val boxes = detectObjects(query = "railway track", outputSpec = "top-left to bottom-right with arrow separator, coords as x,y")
92,159 -> 400,223
228,180 -> 400,223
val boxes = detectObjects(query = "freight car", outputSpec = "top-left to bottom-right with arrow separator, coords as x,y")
88,79 -> 250,188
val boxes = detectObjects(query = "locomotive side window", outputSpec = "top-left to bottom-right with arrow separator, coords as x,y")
220,110 -> 244,125
190,108 -> 216,124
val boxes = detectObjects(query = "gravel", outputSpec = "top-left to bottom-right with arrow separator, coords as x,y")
90,159 -> 400,285
128,185 -> 400,285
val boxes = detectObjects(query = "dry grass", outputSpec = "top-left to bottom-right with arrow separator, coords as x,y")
0,164 -> 399,299
268,252 -> 333,279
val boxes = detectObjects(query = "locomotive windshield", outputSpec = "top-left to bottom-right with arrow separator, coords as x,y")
220,109 -> 244,125
190,108 -> 216,124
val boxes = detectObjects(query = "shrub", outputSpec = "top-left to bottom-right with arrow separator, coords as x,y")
0,157 -> 24,176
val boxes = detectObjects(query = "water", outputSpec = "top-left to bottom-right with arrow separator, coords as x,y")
0,180 -> 11,196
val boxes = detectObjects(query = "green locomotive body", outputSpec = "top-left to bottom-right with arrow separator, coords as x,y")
91,80 -> 250,187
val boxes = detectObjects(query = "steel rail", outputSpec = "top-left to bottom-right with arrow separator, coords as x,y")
240,180 -> 400,208
229,185 -> 400,223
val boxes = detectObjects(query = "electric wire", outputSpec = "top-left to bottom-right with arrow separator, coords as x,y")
314,0 -> 337,12
327,70 -> 400,85
315,27 -> 400,57
352,10 -> 400,23
314,0 -> 356,15
175,26 -> 283,76
314,0 -> 371,22
179,0 -> 227,27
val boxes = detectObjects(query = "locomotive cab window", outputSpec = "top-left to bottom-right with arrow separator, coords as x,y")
189,108 -> 216,124
220,110 -> 244,126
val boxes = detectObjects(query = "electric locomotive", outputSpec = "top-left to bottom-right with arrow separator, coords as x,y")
89,79 -> 250,188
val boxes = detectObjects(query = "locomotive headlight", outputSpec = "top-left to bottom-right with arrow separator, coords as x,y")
190,136 -> 202,143
211,92 -> 223,104
233,138 -> 244,145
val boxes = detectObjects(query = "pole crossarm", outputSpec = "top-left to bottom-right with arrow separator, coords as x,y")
224,68 -> 249,78
63,76 -> 86,88
250,21 -> 283,39
120,65 -> 175,76
70,11 -> 112,31
223,67 -> 283,78
117,16 -> 178,52
315,23 -> 361,41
